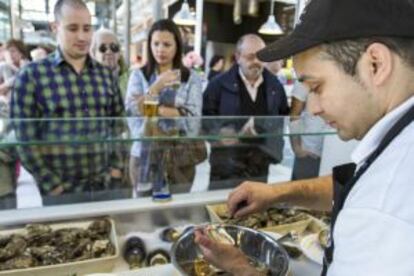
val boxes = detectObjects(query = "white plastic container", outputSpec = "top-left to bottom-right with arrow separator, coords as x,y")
0,218 -> 119,276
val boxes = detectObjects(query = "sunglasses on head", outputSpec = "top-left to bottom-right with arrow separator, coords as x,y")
98,43 -> 120,53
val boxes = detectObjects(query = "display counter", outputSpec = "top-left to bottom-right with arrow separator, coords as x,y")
0,116 -> 341,275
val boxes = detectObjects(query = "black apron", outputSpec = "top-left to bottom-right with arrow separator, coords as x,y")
321,104 -> 414,276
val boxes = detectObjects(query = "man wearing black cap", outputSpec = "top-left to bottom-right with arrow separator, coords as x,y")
195,0 -> 414,275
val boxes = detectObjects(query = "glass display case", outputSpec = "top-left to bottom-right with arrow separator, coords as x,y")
0,115 -> 342,275
0,115 -> 340,217
0,115 -> 335,211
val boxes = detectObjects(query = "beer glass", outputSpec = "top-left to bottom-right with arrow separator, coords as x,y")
143,96 -> 159,117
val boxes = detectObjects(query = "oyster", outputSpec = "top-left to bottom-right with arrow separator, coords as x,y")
0,254 -> 35,270
88,219 -> 111,238
318,229 -> 330,249
30,245 -> 64,265
26,224 -> 52,246
71,238 -> 92,261
0,235 -> 27,261
205,225 -> 235,245
91,239 -> 114,257
0,235 -> 11,248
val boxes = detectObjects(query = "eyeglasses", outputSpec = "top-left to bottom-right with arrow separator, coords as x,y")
98,43 -> 120,53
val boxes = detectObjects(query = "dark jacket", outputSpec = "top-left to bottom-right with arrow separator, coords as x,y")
203,64 -> 289,116
202,65 -> 289,184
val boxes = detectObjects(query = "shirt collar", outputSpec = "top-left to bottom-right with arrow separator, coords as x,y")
351,95 -> 414,166
238,68 -> 263,89
52,48 -> 97,69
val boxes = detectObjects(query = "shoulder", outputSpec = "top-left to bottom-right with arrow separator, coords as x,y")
18,56 -> 56,78
188,69 -> 203,83
346,127 -> 414,219
263,69 -> 283,87
205,67 -> 234,89
128,67 -> 148,84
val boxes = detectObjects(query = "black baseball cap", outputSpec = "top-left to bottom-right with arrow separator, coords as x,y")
257,0 -> 414,62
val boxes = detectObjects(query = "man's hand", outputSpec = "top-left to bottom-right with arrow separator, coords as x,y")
227,181 -> 279,218
194,228 -> 259,276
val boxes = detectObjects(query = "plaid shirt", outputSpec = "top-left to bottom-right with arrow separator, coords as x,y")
10,49 -> 125,194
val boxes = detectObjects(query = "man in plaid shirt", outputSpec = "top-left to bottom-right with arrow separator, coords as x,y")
10,0 -> 125,204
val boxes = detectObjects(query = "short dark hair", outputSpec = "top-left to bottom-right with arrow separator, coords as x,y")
321,37 -> 414,76
143,19 -> 189,82
54,0 -> 88,21
5,39 -> 28,59
209,55 -> 224,69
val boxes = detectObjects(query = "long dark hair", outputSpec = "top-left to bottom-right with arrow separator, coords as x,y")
143,19 -> 189,82
209,55 -> 224,69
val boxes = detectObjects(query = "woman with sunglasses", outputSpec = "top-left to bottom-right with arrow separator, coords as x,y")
91,28 -> 129,96
125,19 -> 203,196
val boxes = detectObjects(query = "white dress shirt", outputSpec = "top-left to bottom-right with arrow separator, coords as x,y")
238,69 -> 263,102
328,96 -> 414,276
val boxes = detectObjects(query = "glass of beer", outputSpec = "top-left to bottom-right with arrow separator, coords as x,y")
143,96 -> 159,117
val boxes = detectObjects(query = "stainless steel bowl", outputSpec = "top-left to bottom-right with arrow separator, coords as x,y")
171,224 -> 289,276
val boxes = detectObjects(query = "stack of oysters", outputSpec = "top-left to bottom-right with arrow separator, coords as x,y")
0,218 -> 115,271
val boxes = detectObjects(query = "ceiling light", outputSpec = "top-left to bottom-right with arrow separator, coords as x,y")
173,0 -> 196,26
259,0 -> 284,35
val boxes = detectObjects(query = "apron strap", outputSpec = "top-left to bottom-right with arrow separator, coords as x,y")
322,104 -> 414,276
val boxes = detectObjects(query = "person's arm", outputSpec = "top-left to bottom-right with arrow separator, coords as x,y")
289,83 -> 319,158
275,79 -> 290,116
125,69 -> 146,116
0,65 -> 17,96
0,83 -> 11,96
108,73 -> 126,176
202,80 -> 220,116
290,97 -> 308,156
10,68 -> 70,195
227,175 -> 333,217
174,71 -> 203,116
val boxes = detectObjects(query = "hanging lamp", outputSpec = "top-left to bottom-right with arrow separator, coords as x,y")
173,0 -> 196,26
258,0 -> 284,35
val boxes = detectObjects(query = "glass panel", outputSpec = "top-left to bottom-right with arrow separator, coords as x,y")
0,116 -> 336,211
0,116 -> 335,147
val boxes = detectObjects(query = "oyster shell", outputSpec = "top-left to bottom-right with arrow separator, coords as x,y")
30,245 -> 64,265
0,254 -> 35,270
88,219 -> 111,238
26,224 -> 52,246
0,235 -> 27,261
91,239 -> 115,257
0,236 -> 11,248
318,229 -> 330,249
205,225 -> 235,245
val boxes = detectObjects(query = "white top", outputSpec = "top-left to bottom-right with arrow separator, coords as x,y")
290,82 -> 325,156
328,96 -> 414,276
238,68 -> 264,102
